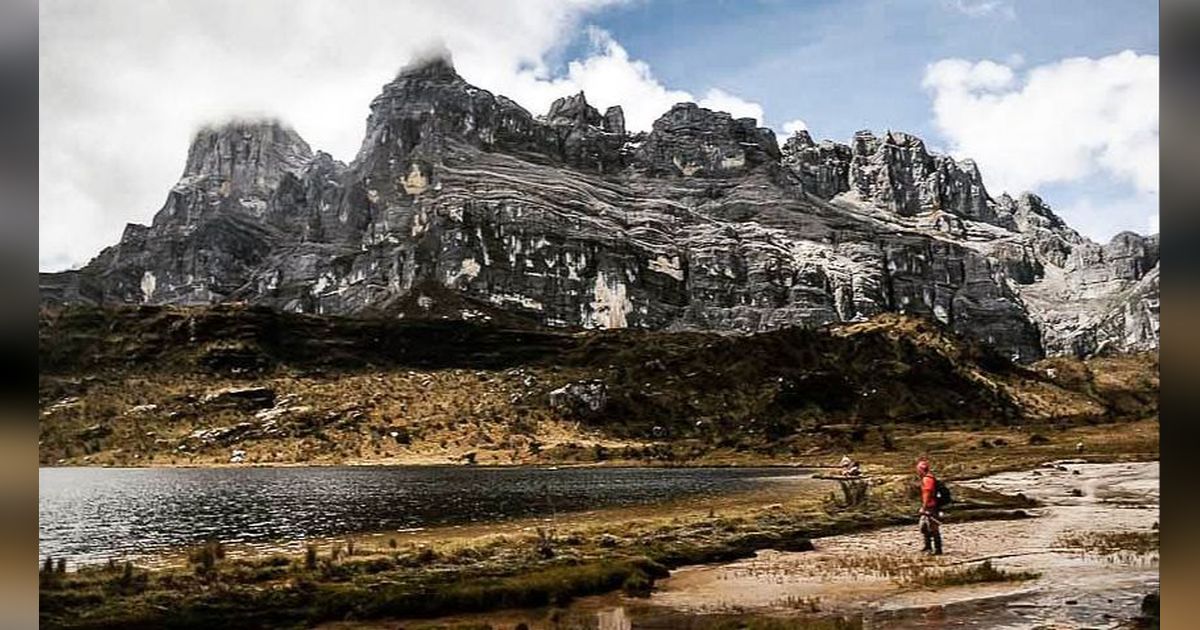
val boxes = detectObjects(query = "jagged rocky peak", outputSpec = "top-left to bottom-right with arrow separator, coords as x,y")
845,129 -> 993,221
1076,230 -> 1160,284
182,119 -> 313,192
602,105 -> 625,135
780,129 -> 852,199
780,127 -> 993,222
394,46 -> 460,81
1104,231 -> 1159,278
139,119 -> 318,233
545,91 -> 603,128
985,192 -> 1081,268
999,192 -> 1069,233
543,92 -> 624,136
39,50 -> 1160,360
541,92 -> 628,172
356,47 -> 548,175
635,102 -> 780,177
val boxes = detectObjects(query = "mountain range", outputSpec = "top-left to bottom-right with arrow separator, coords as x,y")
39,53 -> 1159,361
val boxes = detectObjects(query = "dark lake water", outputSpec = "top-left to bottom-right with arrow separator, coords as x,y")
39,466 -> 807,566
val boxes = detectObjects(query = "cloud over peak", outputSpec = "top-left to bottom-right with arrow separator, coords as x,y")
481,28 -> 768,134
39,1 -> 772,271
923,50 -> 1159,198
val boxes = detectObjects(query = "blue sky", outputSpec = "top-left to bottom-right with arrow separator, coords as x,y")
40,0 -> 1158,271
567,0 -> 1159,239
572,0 -> 1157,141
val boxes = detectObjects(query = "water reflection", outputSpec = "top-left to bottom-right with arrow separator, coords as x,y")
39,465 -> 803,565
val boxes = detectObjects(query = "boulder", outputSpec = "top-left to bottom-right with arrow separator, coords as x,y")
201,386 -> 276,411
549,380 -> 609,418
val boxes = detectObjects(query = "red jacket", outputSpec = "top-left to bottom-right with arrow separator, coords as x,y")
921,474 -> 937,511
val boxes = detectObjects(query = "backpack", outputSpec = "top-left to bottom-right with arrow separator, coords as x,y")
934,478 -> 953,508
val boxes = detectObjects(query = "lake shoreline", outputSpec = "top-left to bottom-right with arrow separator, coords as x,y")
39,423 -> 1157,629
40,479 -> 1038,629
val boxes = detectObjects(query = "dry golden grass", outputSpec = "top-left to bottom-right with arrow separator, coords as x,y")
39,306 -> 1159,468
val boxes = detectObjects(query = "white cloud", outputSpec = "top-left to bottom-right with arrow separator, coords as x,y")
481,28 -> 766,133
945,0 -> 1015,20
40,3 -> 770,271
484,27 -> 696,134
781,119 -> 809,136
923,51 -> 1159,211
698,88 -> 766,123
1056,191 -> 1160,242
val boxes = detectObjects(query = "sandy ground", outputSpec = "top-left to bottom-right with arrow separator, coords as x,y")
334,461 -> 1158,629
636,460 -> 1159,628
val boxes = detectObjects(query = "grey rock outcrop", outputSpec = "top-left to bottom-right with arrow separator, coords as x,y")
602,106 -> 626,136
542,92 -> 627,173
843,130 -> 993,222
780,130 -> 850,199
1002,226 -> 1160,357
40,52 -> 1158,360
548,380 -> 609,418
632,102 -> 781,177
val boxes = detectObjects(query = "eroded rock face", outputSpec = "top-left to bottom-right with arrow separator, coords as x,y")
841,130 -> 993,222
40,53 -> 1158,360
633,102 -> 781,177
781,130 -> 850,199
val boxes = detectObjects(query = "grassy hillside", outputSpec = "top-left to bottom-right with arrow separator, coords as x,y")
38,305 -> 1157,466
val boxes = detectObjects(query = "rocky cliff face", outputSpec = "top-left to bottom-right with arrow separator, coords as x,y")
40,53 -> 1158,360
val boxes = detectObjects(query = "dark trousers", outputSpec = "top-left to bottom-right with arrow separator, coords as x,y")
920,513 -> 943,553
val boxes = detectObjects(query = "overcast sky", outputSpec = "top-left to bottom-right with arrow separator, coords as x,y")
39,0 -> 1159,271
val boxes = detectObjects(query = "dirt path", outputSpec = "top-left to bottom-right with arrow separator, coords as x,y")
643,461 -> 1158,628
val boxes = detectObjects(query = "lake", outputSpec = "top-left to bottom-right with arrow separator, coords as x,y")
39,465 -> 808,566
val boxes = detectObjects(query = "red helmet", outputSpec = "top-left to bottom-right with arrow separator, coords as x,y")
916,459 -> 930,476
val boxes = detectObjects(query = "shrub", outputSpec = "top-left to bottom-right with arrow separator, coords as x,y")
415,546 -> 438,564
535,528 -> 555,559
40,557 -> 59,588
910,560 -> 1039,588
189,540 -> 225,576
109,561 -> 148,594
836,479 -> 869,507
879,426 -> 895,451
621,572 -> 652,597
356,559 -> 660,619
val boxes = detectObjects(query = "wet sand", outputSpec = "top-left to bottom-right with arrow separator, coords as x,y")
646,460 -> 1159,628
329,461 -> 1158,629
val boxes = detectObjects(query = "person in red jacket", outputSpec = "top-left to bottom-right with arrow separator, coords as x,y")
917,457 -> 943,555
